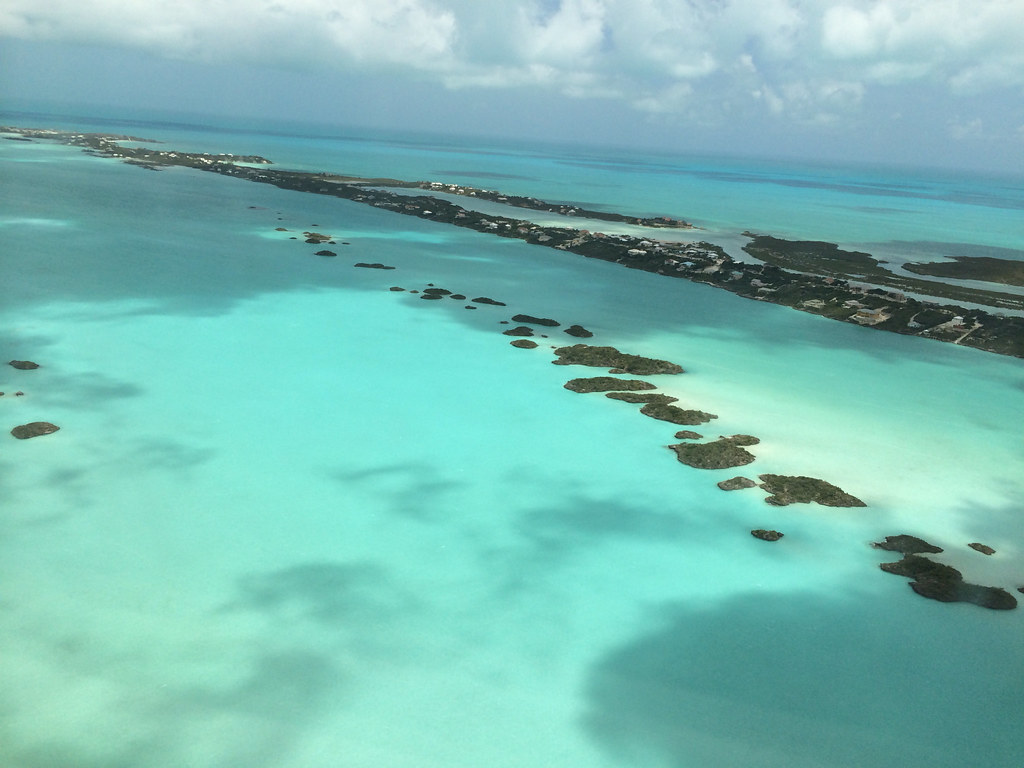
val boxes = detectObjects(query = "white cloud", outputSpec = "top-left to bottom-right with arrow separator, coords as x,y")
819,79 -> 865,108
821,1 -> 1024,89
320,1 -> 458,66
753,86 -> 786,115
822,4 -> 895,59
516,0 -> 607,67
1,0 -> 1022,122
0,0 -> 460,69
632,82 -> 693,114
949,117 -> 984,140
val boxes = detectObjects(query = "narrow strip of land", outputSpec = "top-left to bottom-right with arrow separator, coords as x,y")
901,255 -> 1024,287
6,126 -> 1022,358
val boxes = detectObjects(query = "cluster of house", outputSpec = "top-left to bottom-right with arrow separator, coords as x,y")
426,181 -> 481,197
423,180 -> 587,217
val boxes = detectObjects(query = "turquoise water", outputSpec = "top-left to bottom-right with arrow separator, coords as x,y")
2,114 -> 1023,767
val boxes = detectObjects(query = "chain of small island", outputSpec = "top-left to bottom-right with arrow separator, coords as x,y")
4,127 -> 1022,610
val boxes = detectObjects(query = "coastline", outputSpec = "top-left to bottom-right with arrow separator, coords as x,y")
5,125 -> 1023,358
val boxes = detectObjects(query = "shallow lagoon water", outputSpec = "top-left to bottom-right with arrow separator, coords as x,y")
1,118 -> 1023,767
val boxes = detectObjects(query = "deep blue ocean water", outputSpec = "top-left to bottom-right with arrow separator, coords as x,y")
2,109 -> 1023,767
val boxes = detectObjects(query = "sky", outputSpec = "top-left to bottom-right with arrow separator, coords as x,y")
1,0 -> 1023,172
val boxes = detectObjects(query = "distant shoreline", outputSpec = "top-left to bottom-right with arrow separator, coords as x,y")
4,125 -> 1022,359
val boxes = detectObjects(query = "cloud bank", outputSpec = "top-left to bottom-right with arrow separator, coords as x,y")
2,0 -> 1022,140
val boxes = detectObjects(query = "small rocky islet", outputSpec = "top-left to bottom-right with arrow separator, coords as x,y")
605,392 -> 718,426
879,554 -> 1017,610
552,344 -> 685,375
872,536 -> 1017,610
511,314 -> 559,327
705,469 -> 865,511
639,400 -> 717,426
872,534 -> 943,555
303,232 -> 334,244
669,435 -> 759,470
563,377 -> 658,393
604,392 -> 677,404
758,474 -> 866,507
718,476 -> 756,491
11,421 -> 60,439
